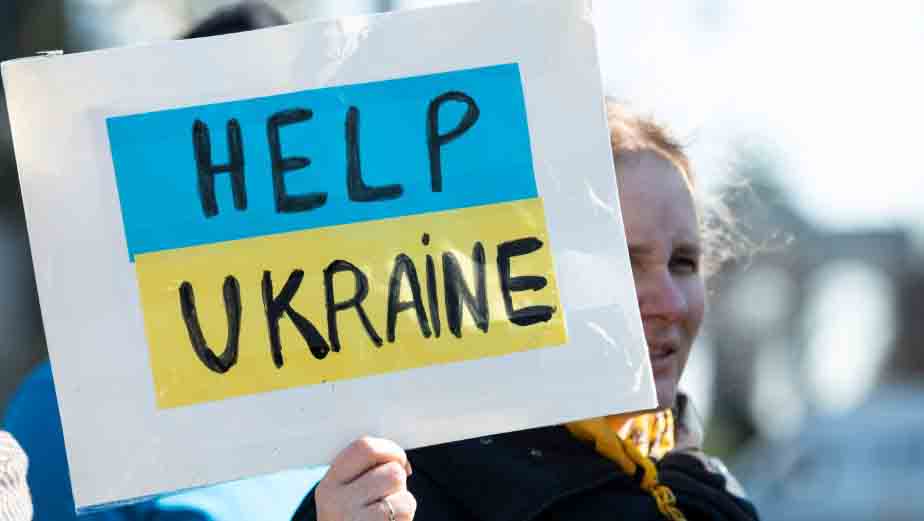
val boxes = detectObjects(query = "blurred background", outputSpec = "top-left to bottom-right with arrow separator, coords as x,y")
1,1 -> 923,519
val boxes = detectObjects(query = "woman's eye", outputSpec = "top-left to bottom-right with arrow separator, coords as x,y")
669,255 -> 699,274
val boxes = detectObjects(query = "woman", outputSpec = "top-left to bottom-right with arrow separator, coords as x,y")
292,101 -> 759,521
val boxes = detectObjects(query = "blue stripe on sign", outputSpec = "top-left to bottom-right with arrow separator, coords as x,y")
107,63 -> 537,259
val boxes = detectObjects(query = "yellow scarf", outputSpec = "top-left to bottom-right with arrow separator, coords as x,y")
566,411 -> 687,521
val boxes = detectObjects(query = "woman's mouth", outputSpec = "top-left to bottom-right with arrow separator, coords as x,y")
648,343 -> 677,372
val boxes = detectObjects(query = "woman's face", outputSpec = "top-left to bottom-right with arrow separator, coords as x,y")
616,151 -> 705,409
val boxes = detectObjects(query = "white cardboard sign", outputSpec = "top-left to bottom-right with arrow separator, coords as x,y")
2,0 -> 655,510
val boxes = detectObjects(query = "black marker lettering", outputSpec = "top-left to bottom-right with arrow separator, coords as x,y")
386,254 -> 431,342
442,241 -> 488,337
267,108 -> 327,213
422,233 -> 441,338
497,237 -> 555,326
426,92 -> 480,192
262,269 -> 331,366
324,260 -> 383,351
346,106 -> 403,202
192,119 -> 246,218
178,277 -> 241,374
425,253 -> 441,338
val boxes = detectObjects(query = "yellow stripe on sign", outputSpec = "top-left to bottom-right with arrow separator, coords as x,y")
135,198 -> 567,408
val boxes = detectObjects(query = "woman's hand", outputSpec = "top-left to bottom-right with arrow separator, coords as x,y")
315,437 -> 417,521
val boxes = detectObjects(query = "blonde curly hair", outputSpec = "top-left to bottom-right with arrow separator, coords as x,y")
605,99 -> 747,278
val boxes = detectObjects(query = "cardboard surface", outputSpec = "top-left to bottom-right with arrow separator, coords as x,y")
2,0 -> 656,509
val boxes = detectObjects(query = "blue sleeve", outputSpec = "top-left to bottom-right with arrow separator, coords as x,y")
154,467 -> 327,521
3,360 -> 325,521
2,362 -> 211,520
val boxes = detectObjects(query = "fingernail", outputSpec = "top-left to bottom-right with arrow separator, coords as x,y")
405,462 -> 413,476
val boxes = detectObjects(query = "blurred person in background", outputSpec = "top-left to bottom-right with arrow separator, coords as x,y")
0,431 -> 32,521
297,101 -> 758,521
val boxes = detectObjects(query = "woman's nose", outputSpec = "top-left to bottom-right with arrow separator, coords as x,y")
637,269 -> 687,323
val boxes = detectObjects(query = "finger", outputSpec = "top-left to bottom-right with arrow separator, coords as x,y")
346,461 -> 408,507
365,490 -> 417,521
327,437 -> 409,485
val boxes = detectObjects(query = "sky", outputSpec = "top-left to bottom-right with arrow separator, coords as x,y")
591,1 -> 924,239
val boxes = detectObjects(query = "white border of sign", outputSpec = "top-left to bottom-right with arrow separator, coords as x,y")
2,0 -> 656,509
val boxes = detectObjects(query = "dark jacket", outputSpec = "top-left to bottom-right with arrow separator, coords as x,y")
291,425 -> 759,521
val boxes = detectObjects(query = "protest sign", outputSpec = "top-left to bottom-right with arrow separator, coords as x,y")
2,0 -> 656,510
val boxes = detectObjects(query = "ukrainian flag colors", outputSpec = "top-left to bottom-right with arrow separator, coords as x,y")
107,64 -> 538,259
107,64 -> 566,408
